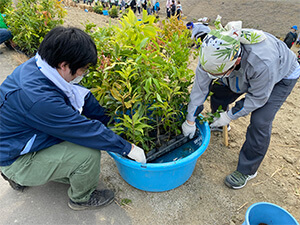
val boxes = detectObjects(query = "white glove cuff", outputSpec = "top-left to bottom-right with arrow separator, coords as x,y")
184,120 -> 196,127
224,112 -> 231,122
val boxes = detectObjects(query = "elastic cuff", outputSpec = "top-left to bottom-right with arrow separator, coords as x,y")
227,110 -> 236,120
123,142 -> 132,156
186,114 -> 196,122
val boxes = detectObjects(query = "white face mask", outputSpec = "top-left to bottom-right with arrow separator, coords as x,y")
69,75 -> 84,84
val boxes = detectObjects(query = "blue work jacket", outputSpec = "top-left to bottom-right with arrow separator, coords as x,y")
0,58 -> 131,166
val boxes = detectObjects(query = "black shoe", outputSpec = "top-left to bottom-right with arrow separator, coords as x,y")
4,41 -> 14,50
1,172 -> 27,192
68,189 -> 115,210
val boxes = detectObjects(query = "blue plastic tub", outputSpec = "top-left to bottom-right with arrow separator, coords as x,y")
242,202 -> 299,225
108,119 -> 210,192
103,10 -> 109,16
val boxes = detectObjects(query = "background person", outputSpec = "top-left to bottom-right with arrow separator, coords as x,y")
0,26 -> 146,210
0,13 -> 13,54
170,0 -> 176,17
136,0 -> 142,14
182,20 -> 300,189
186,20 -> 211,48
146,0 -> 152,15
165,0 -> 171,18
283,25 -> 298,49
176,0 -> 182,20
130,0 -> 137,13
296,33 -> 300,47
153,1 -> 160,14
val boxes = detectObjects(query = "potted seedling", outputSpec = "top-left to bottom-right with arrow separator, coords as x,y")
3,0 -> 66,57
108,5 -> 118,18
93,4 -> 104,14
82,10 -> 211,191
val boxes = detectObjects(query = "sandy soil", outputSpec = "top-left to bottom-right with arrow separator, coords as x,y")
2,2 -> 299,224
64,0 -> 300,38
180,0 -> 300,38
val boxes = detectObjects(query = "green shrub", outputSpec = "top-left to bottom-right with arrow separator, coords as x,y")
83,10 -> 195,151
4,0 -> 66,56
93,4 -> 103,14
0,0 -> 12,13
109,5 -> 118,18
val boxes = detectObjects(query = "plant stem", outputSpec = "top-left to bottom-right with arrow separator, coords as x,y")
156,114 -> 161,146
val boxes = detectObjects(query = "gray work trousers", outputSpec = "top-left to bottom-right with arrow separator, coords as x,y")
210,78 -> 298,175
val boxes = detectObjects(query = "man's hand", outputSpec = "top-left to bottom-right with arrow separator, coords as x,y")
182,120 -> 196,139
128,144 -> 147,163
210,112 -> 231,128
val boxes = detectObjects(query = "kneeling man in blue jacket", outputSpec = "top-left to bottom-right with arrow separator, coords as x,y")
0,26 -> 146,210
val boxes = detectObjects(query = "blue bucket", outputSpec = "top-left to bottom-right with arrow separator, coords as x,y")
242,202 -> 299,225
103,10 -> 109,16
108,119 -> 210,192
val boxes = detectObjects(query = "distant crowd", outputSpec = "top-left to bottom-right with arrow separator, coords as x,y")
77,0 -> 161,15
76,0 -> 184,19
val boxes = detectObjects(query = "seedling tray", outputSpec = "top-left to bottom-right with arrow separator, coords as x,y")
146,129 -> 199,162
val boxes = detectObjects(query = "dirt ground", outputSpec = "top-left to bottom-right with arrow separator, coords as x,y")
63,0 -> 300,38
2,1 -> 300,224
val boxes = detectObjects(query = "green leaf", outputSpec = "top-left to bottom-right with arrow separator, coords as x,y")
156,93 -> 163,103
137,37 -> 149,51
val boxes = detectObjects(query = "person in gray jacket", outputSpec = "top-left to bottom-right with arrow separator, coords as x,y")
181,20 -> 300,189
186,20 -> 211,48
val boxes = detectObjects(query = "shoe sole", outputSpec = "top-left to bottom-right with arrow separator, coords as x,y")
68,197 -> 114,211
1,173 -> 26,192
225,172 -> 257,189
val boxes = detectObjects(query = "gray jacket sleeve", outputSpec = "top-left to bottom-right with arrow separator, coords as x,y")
186,62 -> 212,122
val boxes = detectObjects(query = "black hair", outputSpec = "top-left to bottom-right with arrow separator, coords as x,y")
38,26 -> 97,75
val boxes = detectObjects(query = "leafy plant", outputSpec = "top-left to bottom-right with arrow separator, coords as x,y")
4,0 -> 66,56
120,198 -> 132,206
0,0 -> 12,13
93,4 -> 103,14
159,16 -> 188,42
83,10 -> 195,152
199,105 -> 224,124
108,5 -> 118,18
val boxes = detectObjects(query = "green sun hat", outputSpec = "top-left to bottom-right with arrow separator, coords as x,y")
199,17 -> 266,74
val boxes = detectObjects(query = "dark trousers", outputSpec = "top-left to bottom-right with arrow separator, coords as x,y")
0,29 -> 12,45
210,78 -> 298,175
166,8 -> 170,18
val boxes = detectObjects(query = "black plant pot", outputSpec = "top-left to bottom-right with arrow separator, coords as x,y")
146,128 -> 200,162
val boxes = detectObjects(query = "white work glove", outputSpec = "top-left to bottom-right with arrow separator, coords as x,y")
210,112 -> 231,128
128,144 -> 147,163
181,120 -> 196,139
